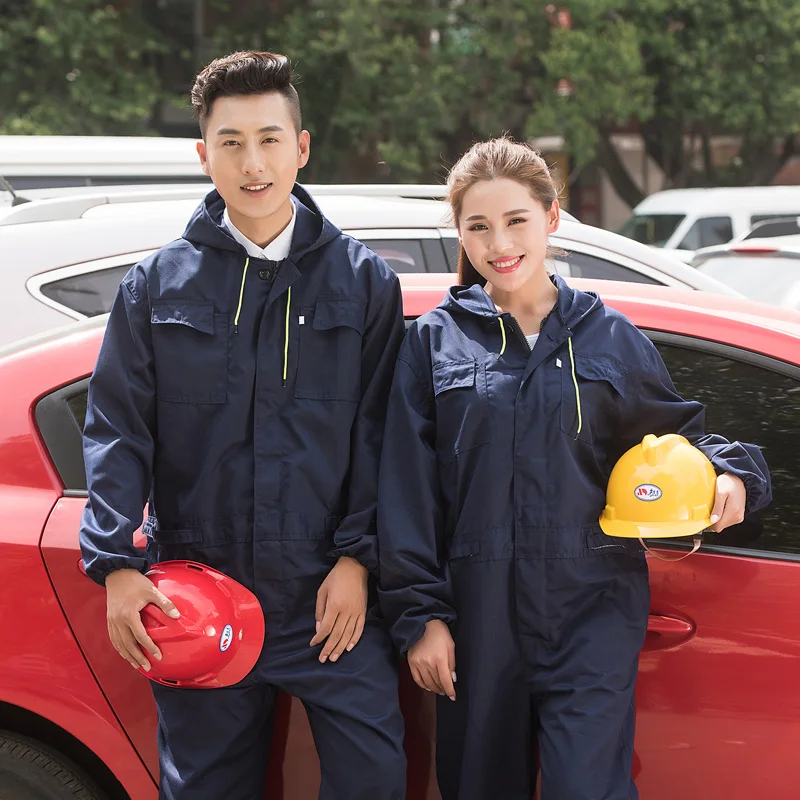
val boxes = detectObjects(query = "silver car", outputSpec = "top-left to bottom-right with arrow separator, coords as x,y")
0,185 -> 737,346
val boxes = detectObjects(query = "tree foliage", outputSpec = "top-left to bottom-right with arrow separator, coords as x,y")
0,0 -> 166,135
2,0 -> 799,200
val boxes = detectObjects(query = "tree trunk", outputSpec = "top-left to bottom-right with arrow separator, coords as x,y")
596,129 -> 645,209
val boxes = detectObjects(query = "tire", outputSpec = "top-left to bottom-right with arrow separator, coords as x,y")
0,730 -> 108,800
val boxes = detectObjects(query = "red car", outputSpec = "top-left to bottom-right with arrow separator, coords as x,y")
2,276 -> 799,800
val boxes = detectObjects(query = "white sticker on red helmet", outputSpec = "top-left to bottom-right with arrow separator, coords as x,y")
634,484 -> 662,502
219,624 -> 233,652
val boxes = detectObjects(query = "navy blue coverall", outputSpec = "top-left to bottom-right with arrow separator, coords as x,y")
80,186 -> 406,800
378,275 -> 771,800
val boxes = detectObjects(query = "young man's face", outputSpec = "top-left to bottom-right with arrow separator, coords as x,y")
197,92 -> 310,245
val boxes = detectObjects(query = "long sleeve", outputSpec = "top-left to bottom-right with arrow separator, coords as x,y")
618,335 -> 771,514
327,269 -> 405,574
80,278 -> 156,584
378,345 -> 456,655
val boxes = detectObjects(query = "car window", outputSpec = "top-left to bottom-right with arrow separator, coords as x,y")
743,218 -> 800,239
35,380 -> 90,492
555,251 -> 661,285
695,257 -> 800,309
443,238 -> 662,285
618,214 -> 685,247
677,216 -> 733,251
443,236 -> 459,272
751,213 -> 800,226
360,239 -> 427,273
39,265 -> 131,317
656,341 -> 800,555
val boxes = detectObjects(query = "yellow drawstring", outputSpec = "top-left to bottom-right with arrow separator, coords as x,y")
567,336 -> 582,439
283,286 -> 291,387
234,257 -> 250,334
498,317 -> 507,356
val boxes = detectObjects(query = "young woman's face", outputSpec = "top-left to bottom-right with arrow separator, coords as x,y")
458,178 -> 559,293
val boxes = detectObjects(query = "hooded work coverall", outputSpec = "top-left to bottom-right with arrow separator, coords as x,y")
80,186 -> 406,800
379,275 -> 770,800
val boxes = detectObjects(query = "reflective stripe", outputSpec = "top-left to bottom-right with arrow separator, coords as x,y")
233,256 -> 250,334
498,316 -> 507,356
568,336 -> 582,439
283,286 -> 292,387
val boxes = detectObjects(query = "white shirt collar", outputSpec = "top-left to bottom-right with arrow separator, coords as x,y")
223,198 -> 296,261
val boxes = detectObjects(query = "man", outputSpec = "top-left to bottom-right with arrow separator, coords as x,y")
80,51 -> 406,800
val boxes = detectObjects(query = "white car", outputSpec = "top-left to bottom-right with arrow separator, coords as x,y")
692,235 -> 800,311
0,185 -> 737,346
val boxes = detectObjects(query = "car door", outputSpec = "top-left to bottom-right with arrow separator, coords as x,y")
635,333 -> 800,799
36,377 -> 440,799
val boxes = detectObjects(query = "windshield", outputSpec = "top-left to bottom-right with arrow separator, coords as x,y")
618,214 -> 685,247
696,256 -> 800,309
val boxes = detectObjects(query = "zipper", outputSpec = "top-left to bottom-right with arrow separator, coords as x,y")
507,315 -> 531,353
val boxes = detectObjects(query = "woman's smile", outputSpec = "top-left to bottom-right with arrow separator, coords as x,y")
488,254 -> 524,273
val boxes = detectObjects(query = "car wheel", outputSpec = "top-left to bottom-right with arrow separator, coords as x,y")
0,731 -> 107,799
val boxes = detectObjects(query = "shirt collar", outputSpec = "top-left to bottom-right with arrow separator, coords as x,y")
223,198 -> 296,260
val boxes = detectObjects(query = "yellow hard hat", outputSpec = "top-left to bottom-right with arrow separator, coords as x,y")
599,433 -> 716,539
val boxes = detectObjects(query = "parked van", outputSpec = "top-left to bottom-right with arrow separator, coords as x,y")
618,186 -> 800,262
0,136 -> 210,194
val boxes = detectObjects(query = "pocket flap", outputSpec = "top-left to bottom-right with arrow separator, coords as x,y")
312,296 -> 366,334
574,355 -> 627,397
448,539 -> 481,560
432,360 -> 476,396
151,301 -> 215,335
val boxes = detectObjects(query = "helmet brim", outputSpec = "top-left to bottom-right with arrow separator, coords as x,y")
599,517 -> 710,539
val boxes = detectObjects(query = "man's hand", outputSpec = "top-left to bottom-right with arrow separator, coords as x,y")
105,568 -> 180,671
407,619 -> 456,701
310,557 -> 368,663
709,473 -> 747,533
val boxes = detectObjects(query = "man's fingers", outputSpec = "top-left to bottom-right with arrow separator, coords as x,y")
153,590 -> 180,619
346,616 -> 366,652
314,585 -> 328,628
117,628 -> 151,671
310,609 -> 338,648
328,617 -> 357,663
130,617 -> 162,661
319,615 -> 348,663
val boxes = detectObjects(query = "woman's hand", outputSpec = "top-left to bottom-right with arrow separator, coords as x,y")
709,473 -> 746,533
407,619 -> 456,700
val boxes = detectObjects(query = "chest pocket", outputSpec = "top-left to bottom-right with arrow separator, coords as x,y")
432,359 -> 490,463
296,295 -> 366,402
151,301 -> 229,404
560,354 -> 627,445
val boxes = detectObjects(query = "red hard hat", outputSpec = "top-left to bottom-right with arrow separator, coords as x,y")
138,560 -> 265,689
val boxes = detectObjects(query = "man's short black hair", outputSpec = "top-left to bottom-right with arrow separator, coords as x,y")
191,51 -> 302,138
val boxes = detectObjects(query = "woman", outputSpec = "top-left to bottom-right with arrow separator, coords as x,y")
377,138 -> 771,800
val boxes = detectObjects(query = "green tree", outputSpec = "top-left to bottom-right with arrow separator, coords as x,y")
0,0 -> 167,135
537,0 -> 800,206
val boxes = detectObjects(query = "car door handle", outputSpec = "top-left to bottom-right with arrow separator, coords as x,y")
647,614 -> 695,644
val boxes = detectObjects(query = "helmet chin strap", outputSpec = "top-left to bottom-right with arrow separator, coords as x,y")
639,532 -> 703,562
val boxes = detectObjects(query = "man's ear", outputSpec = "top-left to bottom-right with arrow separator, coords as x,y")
297,130 -> 311,170
197,140 -> 210,176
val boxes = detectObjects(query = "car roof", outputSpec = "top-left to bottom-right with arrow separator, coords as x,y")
634,186 -> 800,214
0,135 -> 204,177
0,187 -> 732,296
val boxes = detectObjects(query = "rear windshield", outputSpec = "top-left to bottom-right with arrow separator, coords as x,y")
618,214 -> 685,247
695,256 -> 800,308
